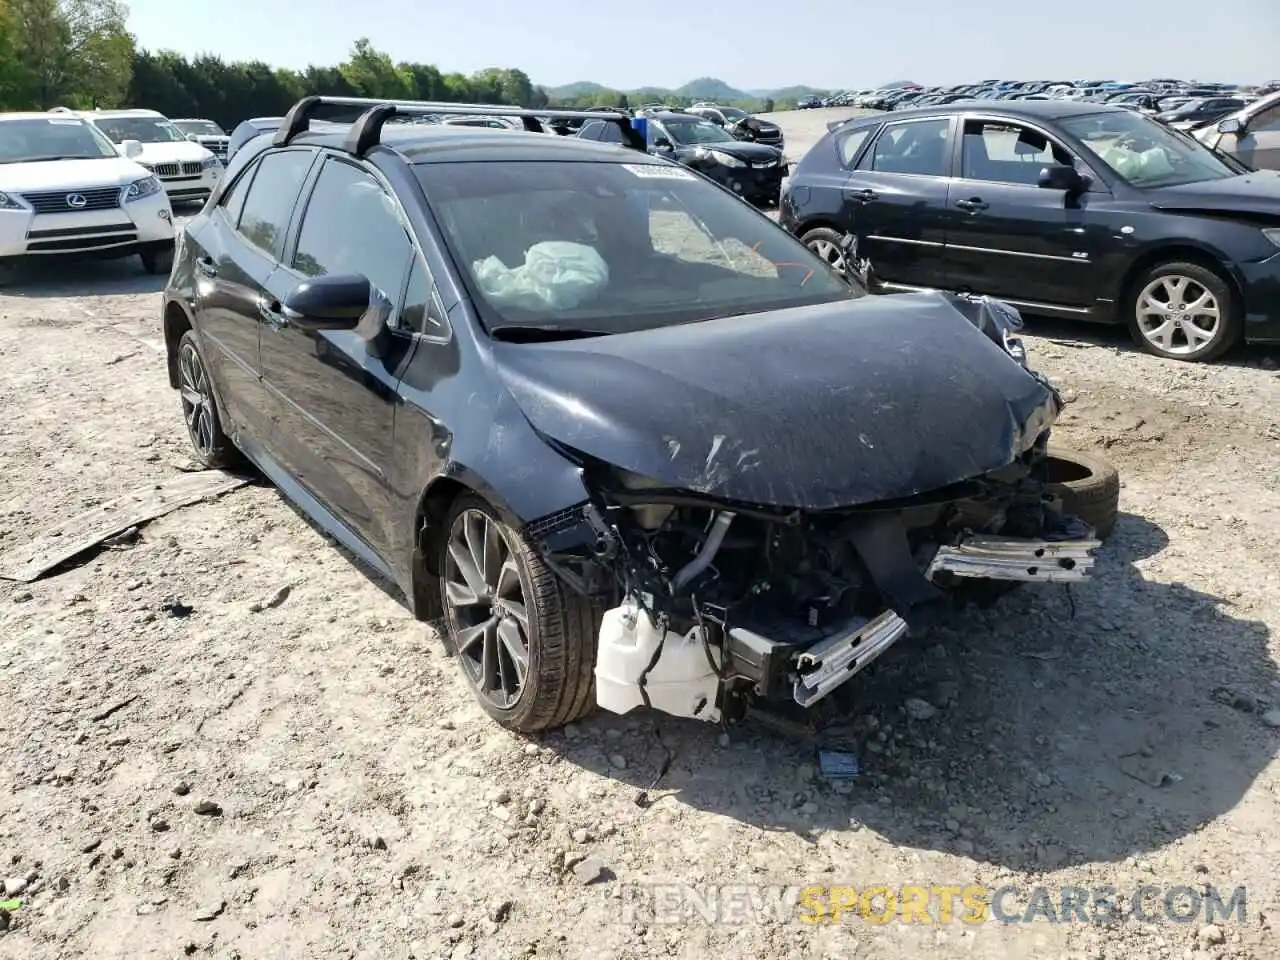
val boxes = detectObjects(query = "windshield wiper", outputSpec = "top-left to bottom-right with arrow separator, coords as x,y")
489,324 -> 613,343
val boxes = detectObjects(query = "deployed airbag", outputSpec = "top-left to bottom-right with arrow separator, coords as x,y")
473,241 -> 609,311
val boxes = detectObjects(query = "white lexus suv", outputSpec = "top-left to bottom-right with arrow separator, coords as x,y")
0,111 -> 176,274
69,108 -> 223,207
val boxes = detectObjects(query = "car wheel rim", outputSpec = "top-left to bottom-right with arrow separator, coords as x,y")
808,238 -> 846,274
1136,275 -> 1221,355
443,509 -> 530,710
178,342 -> 215,456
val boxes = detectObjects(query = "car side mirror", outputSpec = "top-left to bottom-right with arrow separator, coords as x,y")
185,134 -> 199,142
653,137 -> 673,150
1217,117 -> 1242,135
121,139 -> 143,159
1038,164 -> 1084,193
282,274 -> 371,332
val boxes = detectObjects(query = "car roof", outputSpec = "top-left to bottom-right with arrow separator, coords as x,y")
266,123 -> 663,166
863,99 -> 1131,124
79,109 -> 166,118
0,112 -> 81,121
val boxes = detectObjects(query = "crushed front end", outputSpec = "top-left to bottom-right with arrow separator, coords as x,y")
527,436 -> 1099,725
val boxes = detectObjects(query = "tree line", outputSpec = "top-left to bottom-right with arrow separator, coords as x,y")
0,0 -> 778,132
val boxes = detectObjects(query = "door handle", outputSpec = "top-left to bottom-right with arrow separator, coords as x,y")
195,256 -> 217,278
954,198 -> 988,212
256,296 -> 287,328
846,188 -> 879,202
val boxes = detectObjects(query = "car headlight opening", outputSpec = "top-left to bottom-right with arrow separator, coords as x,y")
124,175 -> 163,202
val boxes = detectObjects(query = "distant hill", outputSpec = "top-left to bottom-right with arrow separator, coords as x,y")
542,76 -> 821,105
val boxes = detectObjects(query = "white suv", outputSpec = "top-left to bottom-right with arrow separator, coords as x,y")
70,108 -> 223,206
0,111 -> 176,273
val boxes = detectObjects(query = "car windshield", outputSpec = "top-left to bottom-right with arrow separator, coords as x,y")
661,119 -> 735,145
418,160 -> 854,335
721,108 -> 747,121
0,117 -> 119,163
174,120 -> 224,137
1059,110 -> 1238,188
93,116 -> 187,144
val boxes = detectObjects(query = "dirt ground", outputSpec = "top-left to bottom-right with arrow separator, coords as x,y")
2,116 -> 1280,960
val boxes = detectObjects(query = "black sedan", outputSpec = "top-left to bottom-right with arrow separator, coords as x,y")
780,100 -> 1280,362
1155,96 -> 1249,129
161,96 -> 1105,733
578,111 -> 787,206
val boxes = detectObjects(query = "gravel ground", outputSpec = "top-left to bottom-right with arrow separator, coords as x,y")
1,117 -> 1280,960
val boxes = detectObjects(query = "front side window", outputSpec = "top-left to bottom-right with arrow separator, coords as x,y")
0,117 -> 118,163
960,120 -> 1074,185
400,256 -> 449,336
866,118 -> 952,176
236,149 -> 316,259
292,158 -> 414,311
92,115 -> 187,144
1251,103 -> 1280,132
1060,110 -> 1238,188
418,159 -> 854,336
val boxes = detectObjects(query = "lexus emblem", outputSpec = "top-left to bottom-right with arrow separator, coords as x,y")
65,193 -> 87,209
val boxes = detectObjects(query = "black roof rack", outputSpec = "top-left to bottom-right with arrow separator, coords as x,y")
272,96 -> 646,156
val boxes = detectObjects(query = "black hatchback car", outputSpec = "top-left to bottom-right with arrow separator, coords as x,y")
781,100 -> 1280,362
162,96 -> 1108,734
577,110 -> 787,207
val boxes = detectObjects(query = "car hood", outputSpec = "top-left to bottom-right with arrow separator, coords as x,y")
675,140 -> 782,161
130,141 -> 212,162
493,291 -> 1060,510
0,157 -> 151,191
1148,170 -> 1280,216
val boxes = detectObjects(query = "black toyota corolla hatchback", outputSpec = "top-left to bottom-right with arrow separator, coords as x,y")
162,97 -> 1108,734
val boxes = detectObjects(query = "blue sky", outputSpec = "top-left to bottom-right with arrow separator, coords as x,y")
126,0 -> 1277,91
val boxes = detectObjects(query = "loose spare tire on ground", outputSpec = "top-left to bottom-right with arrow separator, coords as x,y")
1033,447 -> 1121,540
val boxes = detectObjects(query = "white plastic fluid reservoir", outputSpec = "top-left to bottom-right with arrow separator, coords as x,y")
595,596 -> 722,722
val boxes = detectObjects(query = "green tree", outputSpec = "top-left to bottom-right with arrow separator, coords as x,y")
0,0 -> 35,107
10,0 -> 132,107
340,38 -> 411,99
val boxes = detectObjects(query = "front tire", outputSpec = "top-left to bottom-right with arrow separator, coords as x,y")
176,330 -> 240,469
140,245 -> 174,276
1125,261 -> 1240,362
438,495 -> 599,733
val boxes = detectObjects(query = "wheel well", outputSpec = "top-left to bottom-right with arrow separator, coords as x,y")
1116,246 -> 1242,319
163,302 -> 192,389
409,477 -> 472,621
796,219 -> 845,240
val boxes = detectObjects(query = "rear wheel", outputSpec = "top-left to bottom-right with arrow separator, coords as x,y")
1033,447 -> 1120,540
177,331 -> 240,469
438,495 -> 599,733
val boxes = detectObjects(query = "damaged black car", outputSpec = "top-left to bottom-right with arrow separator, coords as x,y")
161,97 -> 1118,734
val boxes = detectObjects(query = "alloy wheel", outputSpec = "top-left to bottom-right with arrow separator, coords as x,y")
807,238 -> 846,274
1135,275 -> 1221,356
178,341 -> 216,457
443,509 -> 531,710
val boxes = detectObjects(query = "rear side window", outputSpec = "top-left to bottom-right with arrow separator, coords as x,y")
836,127 -> 873,166
236,150 -> 315,260
291,158 -> 414,312
864,118 -> 952,177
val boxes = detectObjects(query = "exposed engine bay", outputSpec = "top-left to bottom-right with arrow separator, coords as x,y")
514,293 -> 1102,725
532,435 -> 1098,725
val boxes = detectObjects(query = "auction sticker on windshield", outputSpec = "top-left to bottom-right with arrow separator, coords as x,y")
622,164 -> 697,180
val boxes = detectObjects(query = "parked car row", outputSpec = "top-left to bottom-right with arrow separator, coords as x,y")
813,78 -> 1276,119
779,99 -> 1280,363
